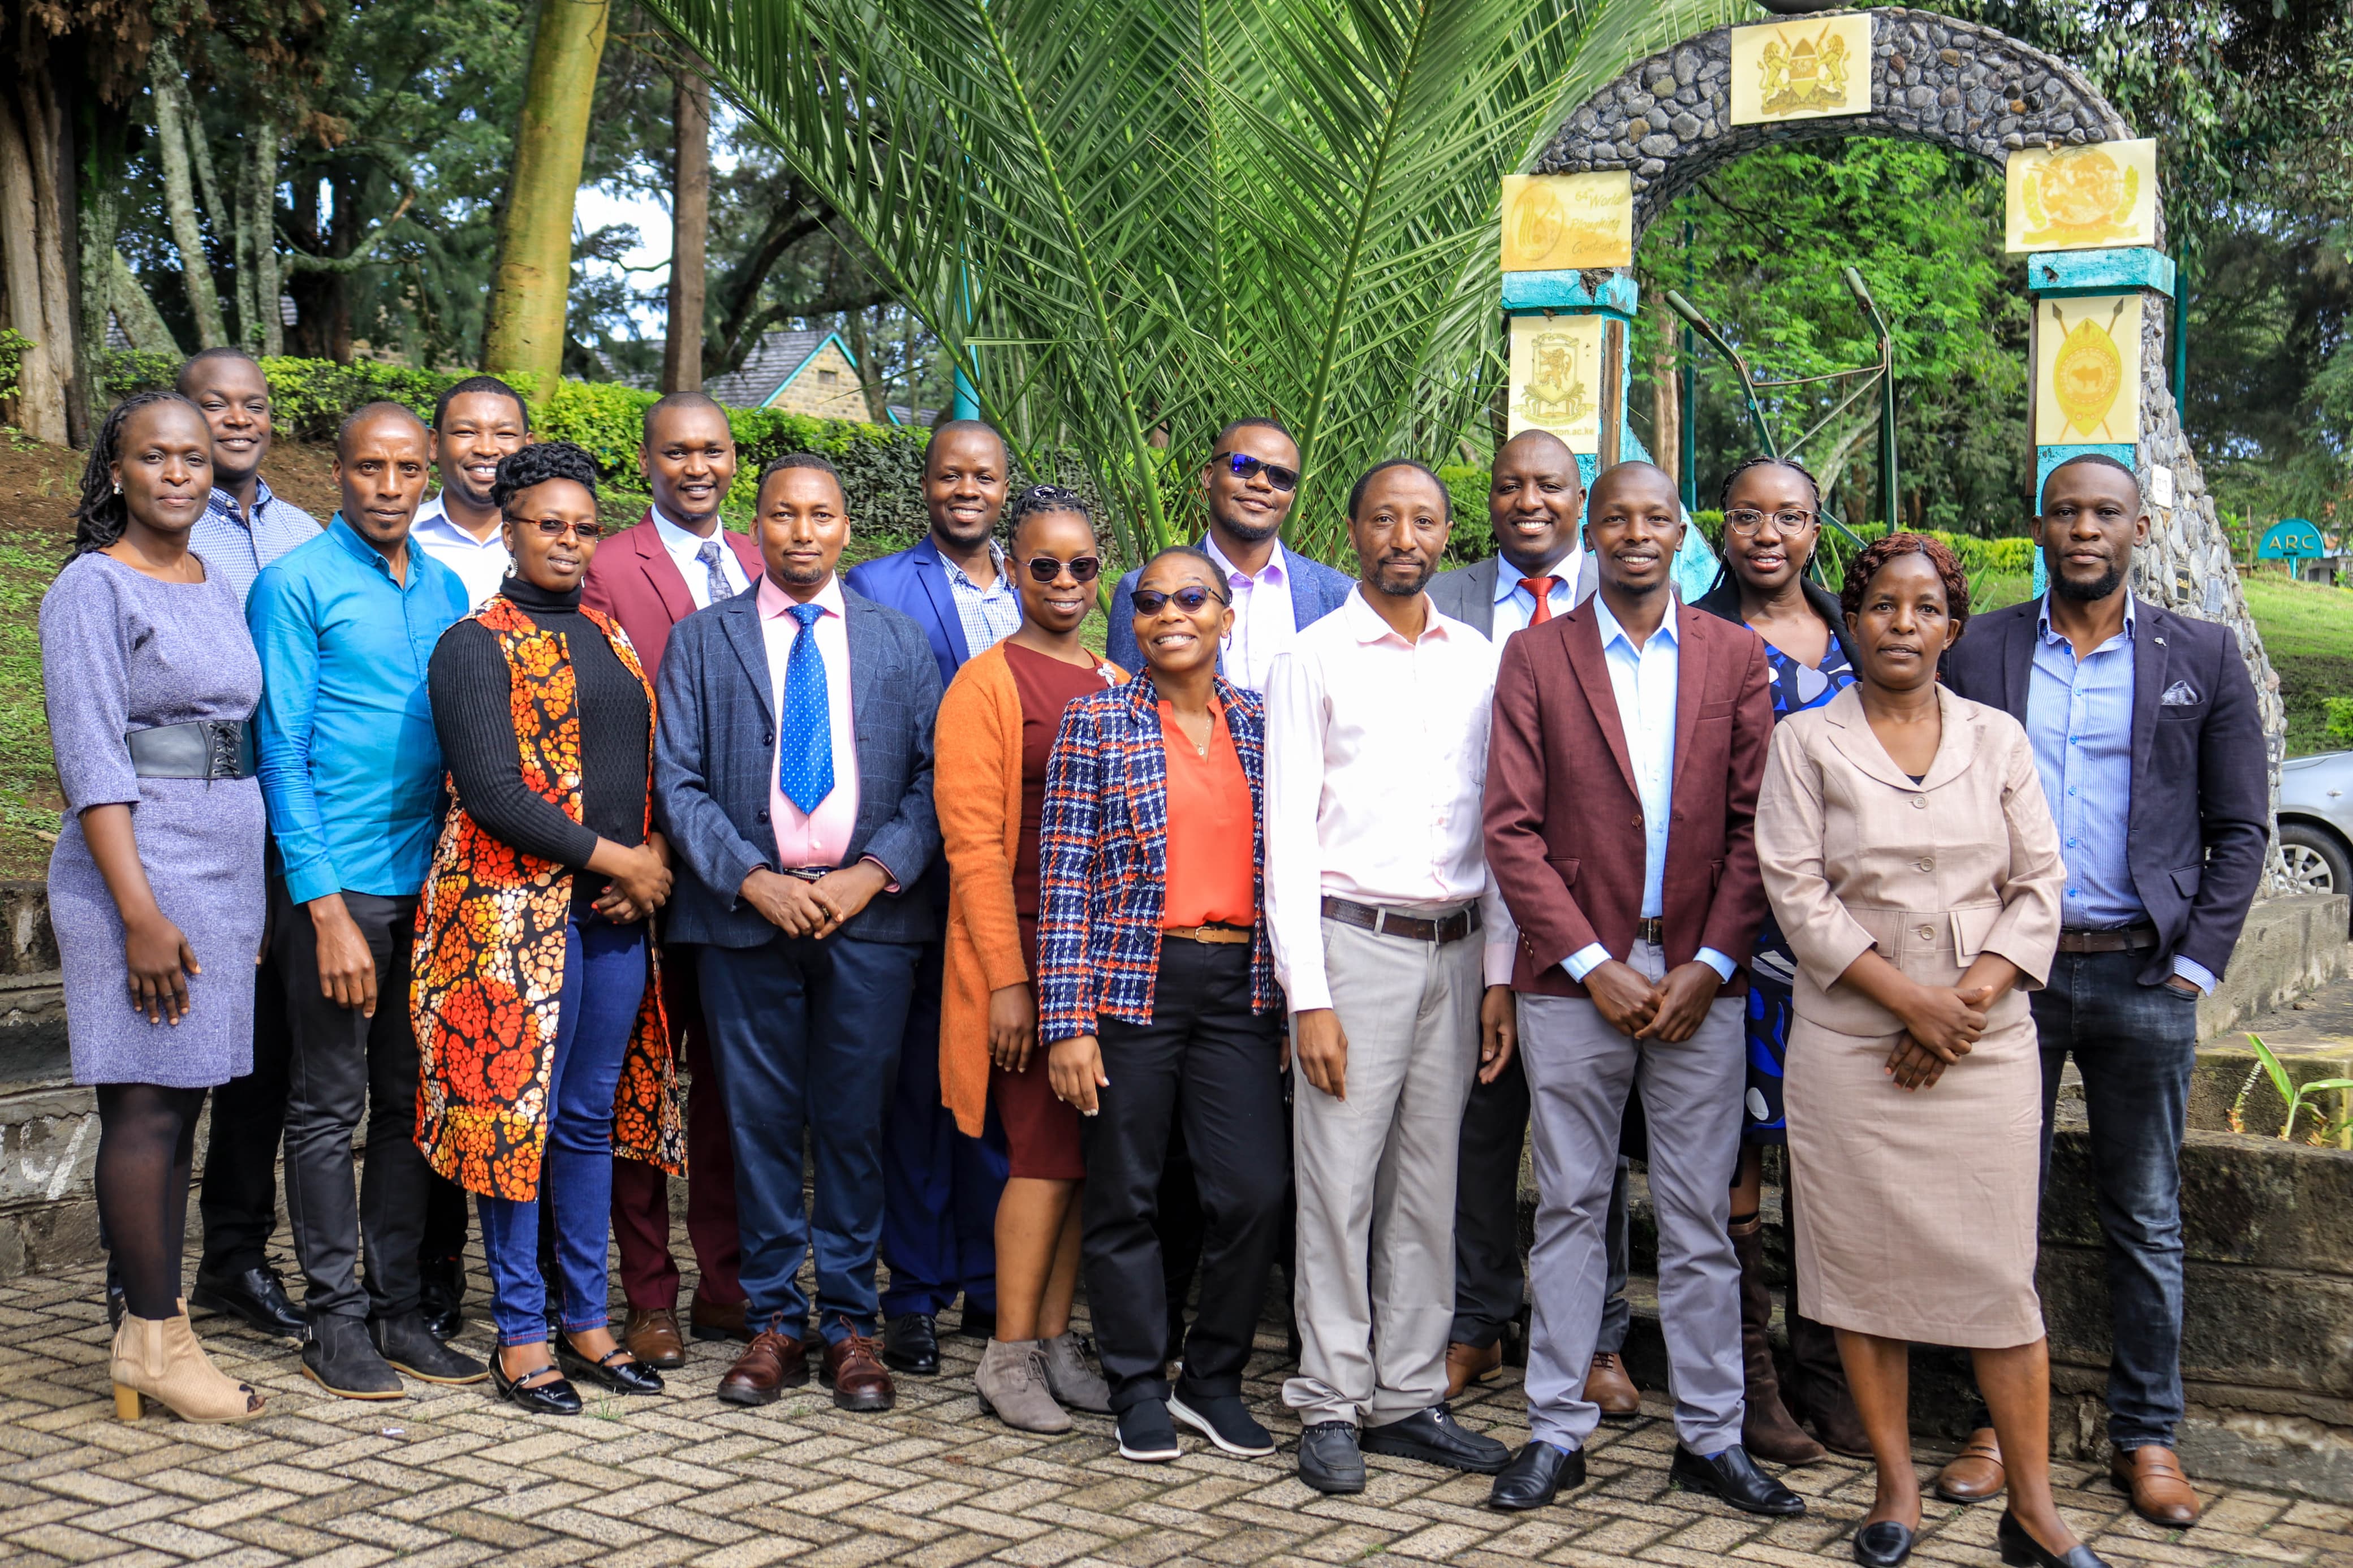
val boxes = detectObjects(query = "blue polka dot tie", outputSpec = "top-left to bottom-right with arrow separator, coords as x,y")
777,603 -> 834,815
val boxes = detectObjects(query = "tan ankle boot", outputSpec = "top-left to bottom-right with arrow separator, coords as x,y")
113,1311 -> 265,1423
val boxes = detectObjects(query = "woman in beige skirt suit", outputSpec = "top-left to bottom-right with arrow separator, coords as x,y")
1756,535 -> 2100,1568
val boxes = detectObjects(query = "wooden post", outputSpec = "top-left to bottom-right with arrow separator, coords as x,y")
1598,317 -> 1624,471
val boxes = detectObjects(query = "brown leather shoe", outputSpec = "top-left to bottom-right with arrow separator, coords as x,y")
1445,1340 -> 1502,1398
691,1291 -> 752,1344
1586,1351 -> 1641,1419
716,1320 -> 808,1406
1934,1428 -> 2006,1502
2110,1445 -> 2200,1526
821,1327 -> 897,1412
623,1307 -> 686,1370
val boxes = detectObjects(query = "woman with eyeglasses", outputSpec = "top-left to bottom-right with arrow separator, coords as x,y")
413,440 -> 684,1415
933,484 -> 1123,1432
1037,545 -> 1287,1465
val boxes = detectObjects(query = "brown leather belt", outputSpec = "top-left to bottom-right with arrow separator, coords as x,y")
2057,923 -> 2158,954
1633,917 -> 1665,947
1321,896 -> 1481,945
1165,923 -> 1252,945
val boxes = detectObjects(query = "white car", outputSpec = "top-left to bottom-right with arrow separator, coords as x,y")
2277,750 -> 2353,900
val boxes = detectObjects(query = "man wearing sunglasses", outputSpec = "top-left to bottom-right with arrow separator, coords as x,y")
1104,418 -> 1355,690
843,420 -> 1022,1379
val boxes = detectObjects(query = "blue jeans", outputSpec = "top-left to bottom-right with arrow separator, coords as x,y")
477,916 -> 649,1347
699,931 -> 919,1345
2033,948 -> 2201,1450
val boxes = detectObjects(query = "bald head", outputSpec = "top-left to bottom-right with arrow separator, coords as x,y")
333,403 -> 432,554
1587,460 -> 1677,515
336,400 -> 428,460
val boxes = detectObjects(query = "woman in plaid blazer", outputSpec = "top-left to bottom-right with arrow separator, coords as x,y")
1037,546 -> 1287,1468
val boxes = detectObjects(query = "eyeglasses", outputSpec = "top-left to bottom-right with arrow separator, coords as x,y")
1216,452 -> 1299,492
507,515 -> 606,540
1130,585 -> 1229,615
1724,507 -> 1816,535
1025,554 -> 1101,584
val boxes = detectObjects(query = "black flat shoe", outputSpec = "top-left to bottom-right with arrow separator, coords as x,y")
1669,1444 -> 1807,1516
191,1264 -> 308,1340
1297,1421 -> 1365,1494
882,1312 -> 941,1375
1488,1441 -> 1585,1511
419,1256 -> 466,1342
1997,1511 -> 2108,1568
558,1336 -> 664,1394
1361,1405 -> 1511,1474
1854,1519 -> 1917,1567
491,1356 -> 583,1416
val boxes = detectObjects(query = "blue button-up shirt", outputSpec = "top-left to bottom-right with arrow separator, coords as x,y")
249,516 -> 471,905
189,477 -> 324,610
944,542 -> 1022,661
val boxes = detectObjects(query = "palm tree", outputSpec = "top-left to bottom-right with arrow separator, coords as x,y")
642,0 -> 1751,561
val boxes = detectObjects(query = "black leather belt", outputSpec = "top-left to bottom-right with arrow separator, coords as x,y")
2057,923 -> 2158,954
1633,917 -> 1665,946
126,720 -> 255,780
1321,896 -> 1480,945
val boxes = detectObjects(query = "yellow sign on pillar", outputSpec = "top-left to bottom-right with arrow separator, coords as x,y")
1500,173 -> 1634,271
2033,293 -> 2143,445
1509,314 -> 1605,451
1729,14 -> 1872,125
2005,139 -> 2158,252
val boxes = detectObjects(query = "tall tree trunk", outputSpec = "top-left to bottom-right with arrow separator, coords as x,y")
485,0 -> 611,401
236,115 -> 281,354
150,41 -> 227,349
1650,338 -> 1679,489
20,74 -> 83,445
75,84 -> 123,425
110,250 -> 182,353
845,309 -> 889,423
661,70 -> 709,394
0,89 -> 66,444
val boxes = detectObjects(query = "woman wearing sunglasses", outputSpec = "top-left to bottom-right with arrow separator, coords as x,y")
933,484 -> 1123,1432
413,440 -> 683,1415
1037,546 -> 1287,1465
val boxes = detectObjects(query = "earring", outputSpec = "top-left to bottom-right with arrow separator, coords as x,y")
112,482 -> 122,495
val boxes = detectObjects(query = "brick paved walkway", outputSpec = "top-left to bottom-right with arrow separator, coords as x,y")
1,1254 -> 2346,1568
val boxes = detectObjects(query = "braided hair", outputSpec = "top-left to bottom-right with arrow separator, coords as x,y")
71,391 -> 204,559
1006,482 -> 1092,547
1716,453 -> 1823,512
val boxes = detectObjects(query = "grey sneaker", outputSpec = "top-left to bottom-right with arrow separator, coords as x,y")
974,1338 -> 1071,1433
1039,1331 -> 1111,1414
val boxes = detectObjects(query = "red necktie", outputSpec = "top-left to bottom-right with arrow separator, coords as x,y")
1520,576 -> 1559,625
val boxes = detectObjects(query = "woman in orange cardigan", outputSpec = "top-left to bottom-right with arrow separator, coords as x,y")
938,486 -> 1123,1431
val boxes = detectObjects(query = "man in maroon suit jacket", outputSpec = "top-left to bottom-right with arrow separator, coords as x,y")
582,391 -> 764,1364
1480,462 -> 1796,1518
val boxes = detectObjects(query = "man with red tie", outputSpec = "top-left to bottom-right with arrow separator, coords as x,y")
581,391 -> 764,1366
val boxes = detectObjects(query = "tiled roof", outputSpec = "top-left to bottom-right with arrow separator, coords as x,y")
705,329 -> 833,409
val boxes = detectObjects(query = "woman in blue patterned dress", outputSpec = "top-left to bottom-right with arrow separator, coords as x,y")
1693,455 -> 1864,1463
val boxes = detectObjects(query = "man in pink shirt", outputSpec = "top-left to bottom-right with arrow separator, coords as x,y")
652,454 -> 945,1415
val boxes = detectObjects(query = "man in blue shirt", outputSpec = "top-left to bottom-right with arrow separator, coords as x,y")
250,401 -> 483,1401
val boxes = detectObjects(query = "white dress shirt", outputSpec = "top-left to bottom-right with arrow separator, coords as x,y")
410,493 -> 512,609
654,504 -> 752,611
1487,545 -> 1584,641
1561,594 -> 1735,985
1262,588 -> 1517,1013
1204,534 -> 1298,692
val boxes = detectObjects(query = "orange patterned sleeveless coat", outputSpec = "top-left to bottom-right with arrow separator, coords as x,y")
411,596 -> 686,1200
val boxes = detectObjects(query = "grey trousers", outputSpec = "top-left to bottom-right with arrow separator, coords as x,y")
1284,914 -> 1482,1428
1520,941 -> 1745,1452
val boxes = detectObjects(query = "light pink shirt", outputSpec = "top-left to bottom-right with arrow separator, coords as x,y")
1203,533 -> 1296,693
761,573 -> 860,870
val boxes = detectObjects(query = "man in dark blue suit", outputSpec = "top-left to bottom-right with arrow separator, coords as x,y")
841,420 -> 1019,1375
655,452 -> 944,1415
1938,453 -> 2266,1527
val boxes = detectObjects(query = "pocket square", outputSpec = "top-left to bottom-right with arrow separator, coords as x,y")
2160,679 -> 2201,706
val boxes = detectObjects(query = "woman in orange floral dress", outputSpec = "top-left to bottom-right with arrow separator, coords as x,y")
413,441 -> 684,1415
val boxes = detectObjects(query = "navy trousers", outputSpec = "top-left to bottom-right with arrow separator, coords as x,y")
699,931 -> 919,1345
880,939 -> 1009,1319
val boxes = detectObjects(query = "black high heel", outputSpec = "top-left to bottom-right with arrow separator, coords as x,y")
490,1354 -> 583,1416
1997,1510 -> 2107,1568
558,1334 -> 664,1394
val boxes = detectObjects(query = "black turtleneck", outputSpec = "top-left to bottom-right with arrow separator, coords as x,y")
426,574 -> 651,903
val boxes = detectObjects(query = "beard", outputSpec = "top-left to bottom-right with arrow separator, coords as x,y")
777,559 -> 831,588
1373,556 -> 1433,597
2052,560 -> 2126,602
1215,504 -> 1282,546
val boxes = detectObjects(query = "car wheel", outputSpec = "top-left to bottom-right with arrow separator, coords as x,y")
2278,822 -> 2352,900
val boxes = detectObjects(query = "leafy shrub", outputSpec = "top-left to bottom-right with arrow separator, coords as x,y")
0,329 -> 33,407
2325,696 -> 2353,748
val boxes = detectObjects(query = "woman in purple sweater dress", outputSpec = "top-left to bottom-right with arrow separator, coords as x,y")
42,391 -> 266,1423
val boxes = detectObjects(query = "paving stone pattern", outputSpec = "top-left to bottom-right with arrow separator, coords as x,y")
3,1252 -> 2348,1568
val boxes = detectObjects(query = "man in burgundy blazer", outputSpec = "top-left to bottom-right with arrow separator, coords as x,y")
1480,462 -> 1795,1518
581,392 -> 764,1364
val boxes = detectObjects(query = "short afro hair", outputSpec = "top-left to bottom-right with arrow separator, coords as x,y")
1839,531 -> 1972,636
1346,457 -> 1450,520
492,440 -> 599,515
757,451 -> 846,506
434,374 -> 531,434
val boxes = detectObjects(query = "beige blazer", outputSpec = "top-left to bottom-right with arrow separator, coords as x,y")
1756,684 -> 2065,1038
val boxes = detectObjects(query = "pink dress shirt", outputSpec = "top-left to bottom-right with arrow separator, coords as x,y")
761,573 -> 861,869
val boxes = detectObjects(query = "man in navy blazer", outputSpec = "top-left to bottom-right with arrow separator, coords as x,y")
1938,453 -> 2266,1526
841,421 -> 1020,1373
655,452 -> 943,1415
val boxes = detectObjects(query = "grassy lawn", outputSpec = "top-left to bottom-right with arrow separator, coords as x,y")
2240,572 -> 2353,758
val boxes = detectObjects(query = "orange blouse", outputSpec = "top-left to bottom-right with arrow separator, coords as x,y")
1158,698 -> 1256,929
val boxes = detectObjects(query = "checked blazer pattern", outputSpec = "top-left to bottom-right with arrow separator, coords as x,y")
1035,672 -> 1280,1041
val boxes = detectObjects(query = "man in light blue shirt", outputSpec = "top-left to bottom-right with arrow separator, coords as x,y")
249,401 -> 481,1401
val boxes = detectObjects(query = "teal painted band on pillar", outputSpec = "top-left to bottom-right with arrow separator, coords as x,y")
2023,247 -> 2175,299
951,368 -> 979,421
1502,269 -> 1641,315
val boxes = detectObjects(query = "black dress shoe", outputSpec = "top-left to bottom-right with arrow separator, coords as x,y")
491,1355 -> 583,1416
1854,1519 -> 1917,1567
1298,1420 -> 1365,1494
418,1256 -> 465,1341
371,1310 -> 488,1385
882,1312 -> 941,1374
1669,1444 -> 1807,1516
191,1264 -> 308,1340
1996,1510 -> 2109,1568
1361,1405 -> 1512,1474
558,1335 -> 665,1394
1489,1441 -> 1586,1511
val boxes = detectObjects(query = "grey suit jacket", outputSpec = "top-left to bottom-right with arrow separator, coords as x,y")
1427,551 -> 1598,636
653,580 -> 944,948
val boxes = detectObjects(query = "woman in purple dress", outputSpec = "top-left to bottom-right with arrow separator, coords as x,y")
43,391 -> 267,1423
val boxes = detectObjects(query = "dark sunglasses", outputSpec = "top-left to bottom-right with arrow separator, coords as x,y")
1216,452 -> 1299,492
1024,554 -> 1101,584
1130,585 -> 1230,616
508,515 -> 605,540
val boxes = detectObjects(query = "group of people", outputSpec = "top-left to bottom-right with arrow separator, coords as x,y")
44,344 -> 2266,1568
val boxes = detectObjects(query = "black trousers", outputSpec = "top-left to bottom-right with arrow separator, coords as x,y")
196,944 -> 292,1278
1081,941 -> 1286,1413
275,884 -> 430,1324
